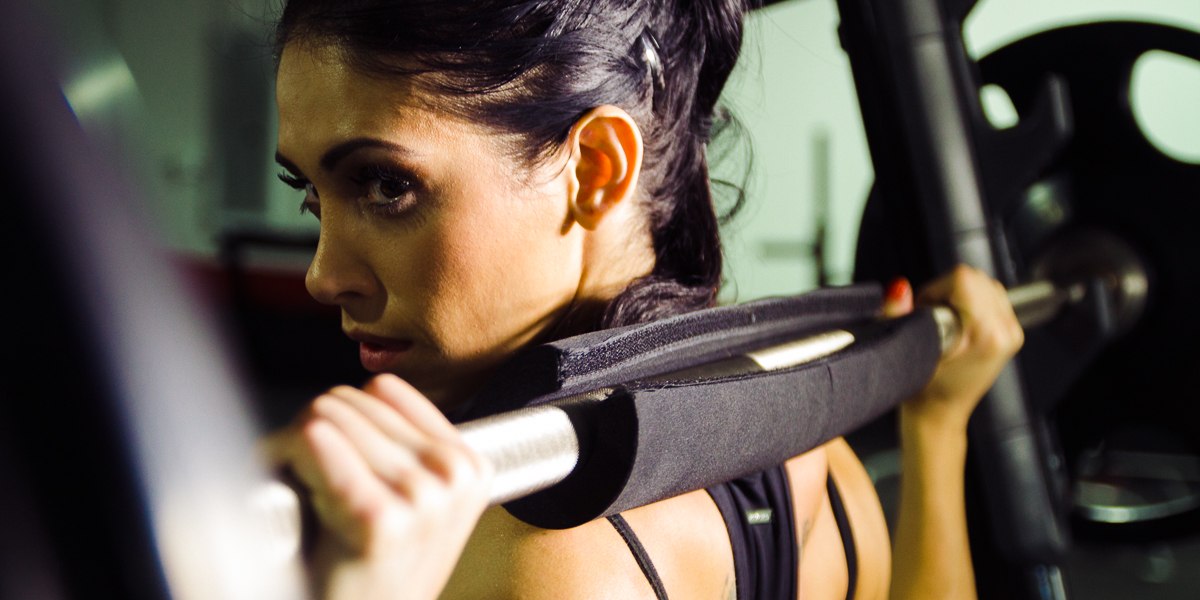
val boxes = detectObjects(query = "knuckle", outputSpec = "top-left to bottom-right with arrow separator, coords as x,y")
374,373 -> 416,397
1010,321 -> 1025,347
327,384 -> 359,398
403,470 -> 448,509
300,416 -> 327,443
376,455 -> 417,488
422,443 -> 477,485
346,489 -> 389,524
310,395 -> 339,414
970,324 -> 1005,356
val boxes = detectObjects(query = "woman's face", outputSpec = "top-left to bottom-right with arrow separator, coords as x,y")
275,44 -> 588,410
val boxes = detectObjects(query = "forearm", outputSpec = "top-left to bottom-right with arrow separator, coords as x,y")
889,402 -> 976,600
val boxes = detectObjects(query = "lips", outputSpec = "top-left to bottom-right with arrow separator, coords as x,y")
346,331 -> 415,372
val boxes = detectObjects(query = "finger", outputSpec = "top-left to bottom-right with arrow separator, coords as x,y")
320,393 -> 492,489
259,428 -> 292,467
365,374 -> 461,443
881,277 -> 913,318
302,418 -> 395,544
414,438 -> 494,492
992,278 -> 1021,325
920,265 -> 1004,319
312,397 -> 483,515
312,395 -> 437,494
326,385 -> 429,449
915,264 -> 976,306
258,405 -> 317,466
928,268 -> 1023,358
912,266 -> 996,358
329,384 -> 493,484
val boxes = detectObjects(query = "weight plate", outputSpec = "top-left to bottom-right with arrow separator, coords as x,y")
978,21 -> 1200,470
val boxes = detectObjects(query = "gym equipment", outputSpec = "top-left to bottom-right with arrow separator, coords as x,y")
3,0 -> 1192,597
838,0 -> 1079,593
459,228 -> 1150,523
257,223 -> 1142,529
849,2 -> 1200,597
0,3 -> 304,599
257,225 -> 1145,544
975,22 -> 1200,531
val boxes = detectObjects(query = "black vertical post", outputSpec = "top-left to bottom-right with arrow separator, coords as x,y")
812,129 -> 831,287
833,0 -> 1070,597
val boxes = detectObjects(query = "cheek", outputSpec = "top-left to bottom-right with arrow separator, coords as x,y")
411,188 -> 583,360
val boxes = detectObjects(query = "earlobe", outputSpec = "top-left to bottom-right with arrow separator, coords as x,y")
568,106 -> 642,231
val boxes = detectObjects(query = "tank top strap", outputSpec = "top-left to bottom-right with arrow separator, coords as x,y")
826,474 -> 858,600
607,514 -> 669,600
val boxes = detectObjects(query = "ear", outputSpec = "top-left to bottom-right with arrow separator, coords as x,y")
567,105 -> 643,231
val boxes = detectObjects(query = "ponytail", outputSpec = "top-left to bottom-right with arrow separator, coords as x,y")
601,0 -> 749,327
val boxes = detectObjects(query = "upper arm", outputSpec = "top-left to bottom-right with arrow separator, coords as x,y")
439,506 -> 657,600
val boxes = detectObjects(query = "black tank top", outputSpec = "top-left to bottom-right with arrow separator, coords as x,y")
608,466 -> 858,600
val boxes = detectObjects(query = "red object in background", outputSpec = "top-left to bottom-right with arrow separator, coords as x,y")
169,247 -> 368,427
171,254 -> 338,316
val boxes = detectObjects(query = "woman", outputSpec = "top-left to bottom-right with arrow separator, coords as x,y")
265,1 -> 1024,599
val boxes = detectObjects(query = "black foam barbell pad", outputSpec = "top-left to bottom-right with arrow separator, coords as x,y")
504,308 -> 944,529
456,283 -> 886,422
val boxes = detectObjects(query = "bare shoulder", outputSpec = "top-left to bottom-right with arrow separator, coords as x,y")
438,504 -> 652,600
440,489 -> 732,600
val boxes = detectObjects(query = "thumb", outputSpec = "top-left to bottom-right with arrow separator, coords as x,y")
882,277 -> 913,318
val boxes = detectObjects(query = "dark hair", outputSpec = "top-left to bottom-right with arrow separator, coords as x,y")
274,0 -> 749,329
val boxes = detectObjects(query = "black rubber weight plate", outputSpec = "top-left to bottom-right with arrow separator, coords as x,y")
977,22 -> 1200,459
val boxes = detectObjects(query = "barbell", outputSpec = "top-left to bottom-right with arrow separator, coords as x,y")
1,2 -> 1189,599
257,227 -> 1148,546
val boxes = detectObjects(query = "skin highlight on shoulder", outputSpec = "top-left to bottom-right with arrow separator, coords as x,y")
440,506 -> 655,600
440,489 -> 734,600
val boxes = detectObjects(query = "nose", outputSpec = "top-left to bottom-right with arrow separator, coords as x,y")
305,221 -> 379,309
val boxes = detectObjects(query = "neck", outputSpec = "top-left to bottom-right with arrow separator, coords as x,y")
576,205 -> 657,307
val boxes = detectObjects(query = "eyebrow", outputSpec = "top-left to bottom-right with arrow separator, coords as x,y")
274,138 -> 414,177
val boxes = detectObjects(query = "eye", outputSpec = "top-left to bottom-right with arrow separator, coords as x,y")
300,184 -> 321,218
355,165 -> 419,216
368,177 -> 413,204
278,172 -> 321,219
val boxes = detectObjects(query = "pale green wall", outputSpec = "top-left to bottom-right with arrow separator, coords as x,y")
50,0 -> 300,256
716,0 -> 866,302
